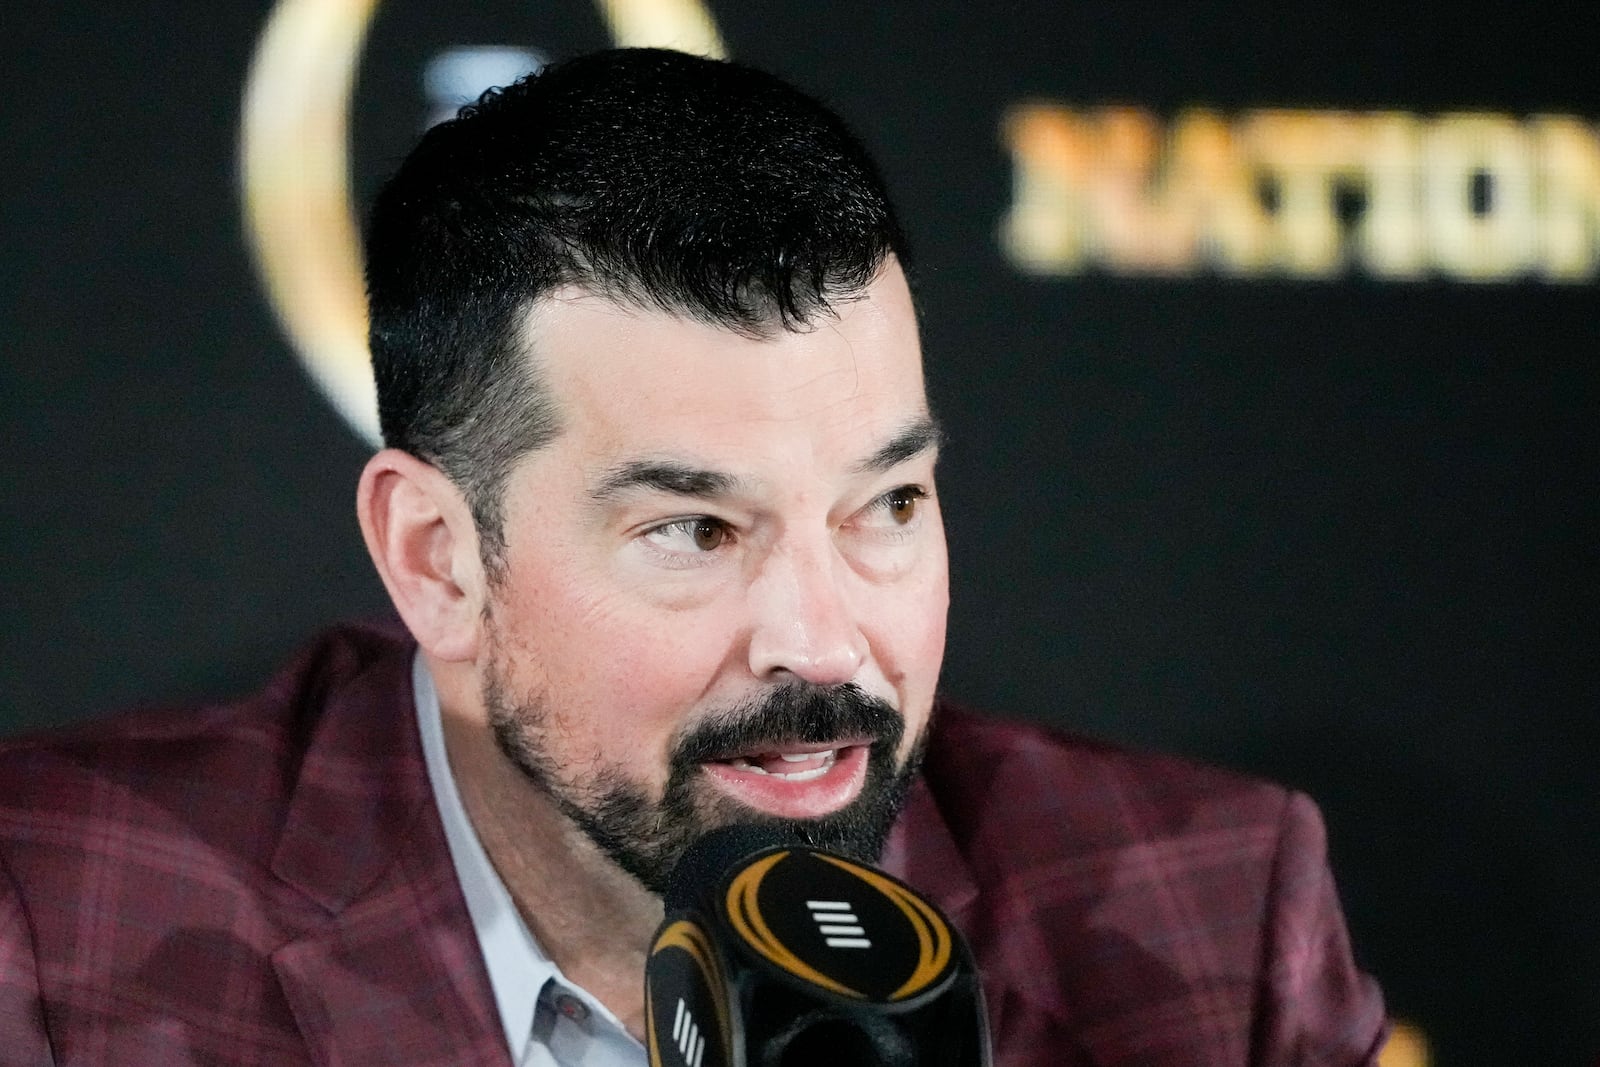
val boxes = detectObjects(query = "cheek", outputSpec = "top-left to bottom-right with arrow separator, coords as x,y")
567,621 -> 748,783
871,555 -> 950,698
903,591 -> 948,754
494,565 -> 746,746
906,538 -> 951,657
605,626 -> 738,712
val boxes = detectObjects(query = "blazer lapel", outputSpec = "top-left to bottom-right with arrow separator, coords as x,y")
270,850 -> 511,1067
266,635 -> 511,1067
882,776 -> 980,931
882,771 -> 1012,1045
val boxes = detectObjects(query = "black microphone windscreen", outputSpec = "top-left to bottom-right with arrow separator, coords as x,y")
664,824 -> 799,913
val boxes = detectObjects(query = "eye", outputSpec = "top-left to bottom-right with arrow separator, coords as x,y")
688,518 -> 728,551
874,485 -> 927,526
644,516 -> 731,553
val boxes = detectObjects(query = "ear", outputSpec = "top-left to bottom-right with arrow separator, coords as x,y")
356,448 -> 486,662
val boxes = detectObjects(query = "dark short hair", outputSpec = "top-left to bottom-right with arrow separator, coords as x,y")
365,48 -> 909,570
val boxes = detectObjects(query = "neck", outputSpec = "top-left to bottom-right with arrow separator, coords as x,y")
439,704 -> 662,1040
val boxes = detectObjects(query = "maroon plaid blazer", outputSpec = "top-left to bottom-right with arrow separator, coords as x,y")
0,623 -> 1385,1065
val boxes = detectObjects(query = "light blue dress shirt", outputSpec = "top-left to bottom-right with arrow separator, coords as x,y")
413,655 -> 649,1067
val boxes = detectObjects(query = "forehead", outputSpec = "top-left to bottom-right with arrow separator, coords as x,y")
518,265 -> 929,466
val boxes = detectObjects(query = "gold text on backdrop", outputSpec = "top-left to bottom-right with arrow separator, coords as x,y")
1002,105 -> 1600,283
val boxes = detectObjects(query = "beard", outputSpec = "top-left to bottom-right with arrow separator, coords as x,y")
483,654 -> 925,897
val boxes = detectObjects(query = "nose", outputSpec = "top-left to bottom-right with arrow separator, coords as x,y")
746,537 -> 866,687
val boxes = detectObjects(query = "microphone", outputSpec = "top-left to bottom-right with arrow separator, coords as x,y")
644,826 -> 992,1067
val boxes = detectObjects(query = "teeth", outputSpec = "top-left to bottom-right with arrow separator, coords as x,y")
774,762 -> 831,782
723,750 -> 838,781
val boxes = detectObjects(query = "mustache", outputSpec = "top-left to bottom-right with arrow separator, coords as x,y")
669,683 -> 904,768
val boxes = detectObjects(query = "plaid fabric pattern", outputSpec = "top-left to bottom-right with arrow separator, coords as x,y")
1,624 -> 1383,1065
886,710 -> 1387,1065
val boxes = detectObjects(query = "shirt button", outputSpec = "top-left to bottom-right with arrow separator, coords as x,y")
552,992 -> 589,1022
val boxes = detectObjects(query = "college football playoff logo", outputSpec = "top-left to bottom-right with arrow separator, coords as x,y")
238,0 -> 725,443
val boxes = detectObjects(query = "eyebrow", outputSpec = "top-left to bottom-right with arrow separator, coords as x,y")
590,416 -> 944,504
591,461 -> 745,502
853,417 -> 944,474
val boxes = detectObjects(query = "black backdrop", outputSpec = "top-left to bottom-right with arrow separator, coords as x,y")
3,3 -> 1595,1062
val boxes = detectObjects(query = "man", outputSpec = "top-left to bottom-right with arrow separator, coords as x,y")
0,49 -> 1385,1065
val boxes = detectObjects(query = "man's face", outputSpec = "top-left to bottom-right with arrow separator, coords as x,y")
476,262 -> 948,894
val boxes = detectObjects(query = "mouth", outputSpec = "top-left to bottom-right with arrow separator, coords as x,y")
698,739 -> 874,819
